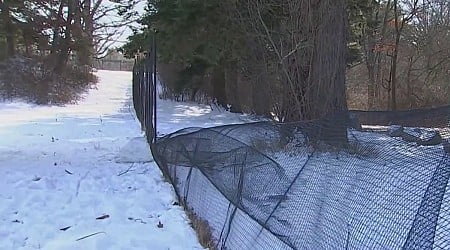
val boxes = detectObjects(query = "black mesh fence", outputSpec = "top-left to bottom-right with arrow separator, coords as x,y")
133,58 -> 450,249
133,55 -> 157,143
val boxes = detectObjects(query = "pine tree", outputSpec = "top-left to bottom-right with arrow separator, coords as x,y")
126,0 -> 350,133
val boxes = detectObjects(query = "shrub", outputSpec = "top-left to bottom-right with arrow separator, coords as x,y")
0,56 -> 97,105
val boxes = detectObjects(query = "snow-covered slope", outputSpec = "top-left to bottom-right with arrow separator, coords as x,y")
0,70 -> 251,250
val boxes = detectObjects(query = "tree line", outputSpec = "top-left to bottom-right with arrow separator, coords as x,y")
0,0 -> 140,71
123,0 -> 450,121
0,0 -> 141,104
348,0 -> 449,111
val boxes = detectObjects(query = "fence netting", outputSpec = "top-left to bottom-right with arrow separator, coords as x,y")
133,58 -> 450,249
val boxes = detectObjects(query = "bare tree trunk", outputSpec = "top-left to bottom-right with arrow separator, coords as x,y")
23,28 -> 32,57
50,2 -> 64,57
364,1 -> 379,110
55,0 -> 74,72
225,61 -> 242,113
309,0 -> 348,117
406,55 -> 414,108
232,0 -> 348,134
390,0 -> 419,110
362,0 -> 395,110
0,1 -> 16,58
78,0 -> 95,66
251,62 -> 271,116
308,0 -> 348,144
211,66 -> 227,107
366,38 -> 377,110
73,0 -> 86,66
274,0 -> 348,122
386,61 -> 392,110
390,45 -> 398,110
391,0 -> 400,111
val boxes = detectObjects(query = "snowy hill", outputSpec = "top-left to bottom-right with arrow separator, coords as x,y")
0,70 -> 248,249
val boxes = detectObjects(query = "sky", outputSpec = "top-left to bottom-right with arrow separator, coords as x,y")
103,0 -> 147,49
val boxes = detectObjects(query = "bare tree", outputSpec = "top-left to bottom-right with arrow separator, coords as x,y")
90,0 -> 143,58
361,0 -> 392,110
389,0 -> 420,110
233,0 -> 348,122
400,0 -> 450,107
348,0 -> 449,110
23,0 -> 143,69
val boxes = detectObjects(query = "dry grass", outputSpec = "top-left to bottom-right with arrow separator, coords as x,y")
184,206 -> 217,250
156,163 -> 218,249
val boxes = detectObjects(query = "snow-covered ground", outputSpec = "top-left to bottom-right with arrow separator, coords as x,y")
3,69 -> 446,250
0,70 -> 248,250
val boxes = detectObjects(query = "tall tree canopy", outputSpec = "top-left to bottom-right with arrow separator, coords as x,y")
124,0 -> 349,123
125,0 -> 449,115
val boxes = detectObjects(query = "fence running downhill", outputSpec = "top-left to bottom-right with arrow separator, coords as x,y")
132,57 -> 450,249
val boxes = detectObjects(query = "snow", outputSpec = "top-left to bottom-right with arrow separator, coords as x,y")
115,137 -> 153,163
3,69 -> 446,249
155,100 -> 257,137
0,70 -> 254,250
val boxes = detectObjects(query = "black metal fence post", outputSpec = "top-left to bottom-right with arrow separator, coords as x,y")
152,29 -> 157,143
146,52 -> 152,140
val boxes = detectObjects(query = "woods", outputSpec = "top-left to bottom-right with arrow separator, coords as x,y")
0,0 -> 141,104
348,0 -> 450,110
1,0 -> 448,110
0,0 -> 140,68
123,0 -> 349,121
124,0 -> 450,120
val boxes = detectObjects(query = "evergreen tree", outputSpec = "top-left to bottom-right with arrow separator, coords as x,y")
126,0 -> 350,128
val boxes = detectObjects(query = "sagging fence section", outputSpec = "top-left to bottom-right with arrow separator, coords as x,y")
133,57 -> 450,249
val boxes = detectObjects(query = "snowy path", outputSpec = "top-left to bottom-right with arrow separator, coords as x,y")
0,71 -> 203,250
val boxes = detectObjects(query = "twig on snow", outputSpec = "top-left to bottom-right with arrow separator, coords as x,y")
117,163 -> 135,176
127,217 -> 147,224
60,226 -> 71,231
96,214 -> 110,220
75,171 -> 90,197
75,231 -> 106,241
